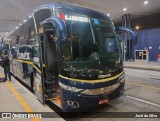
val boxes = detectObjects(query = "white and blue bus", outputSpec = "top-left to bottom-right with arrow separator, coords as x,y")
4,3 -> 136,111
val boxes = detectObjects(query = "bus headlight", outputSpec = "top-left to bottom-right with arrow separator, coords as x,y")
59,82 -> 83,93
81,83 -> 120,95
59,77 -> 124,95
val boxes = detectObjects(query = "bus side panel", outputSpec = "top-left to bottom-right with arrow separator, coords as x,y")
10,59 -> 14,74
33,71 -> 44,103
21,62 -> 33,87
13,60 -> 23,80
12,60 -> 33,87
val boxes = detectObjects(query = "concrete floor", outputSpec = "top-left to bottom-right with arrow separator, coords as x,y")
0,68 -> 64,121
0,67 -> 160,121
68,68 -> 160,121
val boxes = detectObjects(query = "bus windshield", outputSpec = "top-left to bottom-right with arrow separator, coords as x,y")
60,16 -> 122,79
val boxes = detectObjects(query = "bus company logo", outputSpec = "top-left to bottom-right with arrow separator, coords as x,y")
119,73 -> 124,80
98,74 -> 111,79
18,52 -> 30,60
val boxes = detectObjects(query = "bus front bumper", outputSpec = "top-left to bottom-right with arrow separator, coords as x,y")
60,81 -> 125,112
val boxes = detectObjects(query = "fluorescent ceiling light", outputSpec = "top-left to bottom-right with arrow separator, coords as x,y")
135,26 -> 140,30
123,8 -> 127,11
144,1 -> 149,5
23,19 -> 27,22
107,13 -> 110,16
29,15 -> 32,18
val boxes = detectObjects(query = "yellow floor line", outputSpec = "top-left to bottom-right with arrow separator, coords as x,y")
5,81 -> 41,121
127,81 -> 160,90
0,71 -> 40,121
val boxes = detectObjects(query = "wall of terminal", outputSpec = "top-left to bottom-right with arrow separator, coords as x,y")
132,28 -> 160,61
116,12 -> 160,61
115,12 -> 160,30
131,12 -> 160,61
131,12 -> 160,30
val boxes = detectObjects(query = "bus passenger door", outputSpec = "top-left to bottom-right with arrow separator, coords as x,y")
32,34 -> 45,103
43,29 -> 59,99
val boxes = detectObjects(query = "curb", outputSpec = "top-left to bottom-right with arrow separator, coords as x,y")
124,66 -> 160,72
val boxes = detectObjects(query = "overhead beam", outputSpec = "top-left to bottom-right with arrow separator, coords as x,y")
62,0 -> 108,13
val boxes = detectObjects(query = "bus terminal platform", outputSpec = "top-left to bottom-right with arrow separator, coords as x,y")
0,62 -> 159,121
124,61 -> 160,72
0,67 -> 64,121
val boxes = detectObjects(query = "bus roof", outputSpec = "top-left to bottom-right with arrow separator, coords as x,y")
4,2 -> 111,41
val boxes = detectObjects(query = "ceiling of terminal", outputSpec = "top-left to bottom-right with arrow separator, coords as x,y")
0,0 -> 160,38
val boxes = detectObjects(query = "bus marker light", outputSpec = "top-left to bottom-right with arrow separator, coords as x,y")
99,98 -> 108,105
58,13 -> 65,20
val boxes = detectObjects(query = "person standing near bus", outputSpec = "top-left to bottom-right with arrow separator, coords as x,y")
158,53 -> 160,64
1,51 -> 11,81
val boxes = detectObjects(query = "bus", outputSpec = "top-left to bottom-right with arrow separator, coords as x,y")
4,3 -> 136,111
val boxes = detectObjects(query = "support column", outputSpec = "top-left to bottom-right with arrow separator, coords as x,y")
122,14 -> 131,61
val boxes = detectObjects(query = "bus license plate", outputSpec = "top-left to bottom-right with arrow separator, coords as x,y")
99,98 -> 108,104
